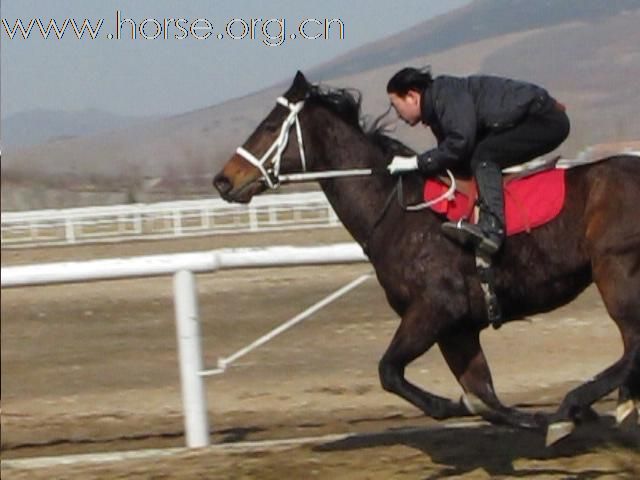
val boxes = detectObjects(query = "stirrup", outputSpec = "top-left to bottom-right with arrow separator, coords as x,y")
441,220 -> 502,255
441,220 -> 482,246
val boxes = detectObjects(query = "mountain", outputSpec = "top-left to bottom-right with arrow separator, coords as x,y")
2,109 -> 162,149
3,0 -> 640,210
312,0 -> 640,78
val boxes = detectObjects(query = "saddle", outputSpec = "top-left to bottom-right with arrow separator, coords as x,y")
431,155 -> 562,231
433,143 -> 640,230
438,155 -> 560,207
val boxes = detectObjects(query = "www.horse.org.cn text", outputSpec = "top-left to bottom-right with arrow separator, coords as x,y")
1,11 -> 346,47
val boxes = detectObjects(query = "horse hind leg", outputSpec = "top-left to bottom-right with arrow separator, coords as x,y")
617,347 -> 640,427
617,373 -> 640,428
598,236 -> 640,428
545,349 -> 636,445
546,248 -> 640,444
585,166 -> 640,430
616,260 -> 640,427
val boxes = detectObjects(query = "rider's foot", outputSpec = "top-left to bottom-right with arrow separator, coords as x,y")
442,219 -> 503,255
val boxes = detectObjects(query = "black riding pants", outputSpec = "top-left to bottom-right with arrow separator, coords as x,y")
470,98 -> 571,171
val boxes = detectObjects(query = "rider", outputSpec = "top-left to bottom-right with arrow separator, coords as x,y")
386,67 -> 570,255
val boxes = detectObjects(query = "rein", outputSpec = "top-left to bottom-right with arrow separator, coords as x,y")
362,179 -> 400,257
277,169 -> 379,183
362,172 -> 457,256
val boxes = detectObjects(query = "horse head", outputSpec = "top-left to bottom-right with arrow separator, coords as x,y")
213,71 -> 313,203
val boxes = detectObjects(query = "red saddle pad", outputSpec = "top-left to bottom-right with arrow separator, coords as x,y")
423,168 -> 566,236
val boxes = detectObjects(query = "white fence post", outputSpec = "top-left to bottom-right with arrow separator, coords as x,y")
249,206 -> 259,232
173,270 -> 210,447
268,205 -> 277,225
201,207 -> 210,230
134,212 -> 143,235
173,210 -> 183,236
328,206 -> 339,226
65,218 -> 76,243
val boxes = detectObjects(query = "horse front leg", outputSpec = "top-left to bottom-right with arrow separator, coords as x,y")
378,304 -> 470,420
438,326 -> 546,431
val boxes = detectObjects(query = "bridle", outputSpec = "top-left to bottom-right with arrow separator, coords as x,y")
235,96 -> 308,189
235,96 -> 380,189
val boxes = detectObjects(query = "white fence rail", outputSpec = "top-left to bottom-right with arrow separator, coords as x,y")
1,192 -> 340,248
1,243 -> 369,447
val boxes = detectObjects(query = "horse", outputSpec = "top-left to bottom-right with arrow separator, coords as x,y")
213,71 -> 640,445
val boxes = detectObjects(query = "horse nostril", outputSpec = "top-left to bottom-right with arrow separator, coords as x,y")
213,174 -> 232,195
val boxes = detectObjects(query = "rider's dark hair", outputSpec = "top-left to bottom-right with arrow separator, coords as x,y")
386,66 -> 433,96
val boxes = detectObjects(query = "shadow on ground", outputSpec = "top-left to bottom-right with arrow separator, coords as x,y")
314,418 -> 640,479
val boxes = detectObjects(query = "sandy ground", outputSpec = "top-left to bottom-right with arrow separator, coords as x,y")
1,229 -> 639,479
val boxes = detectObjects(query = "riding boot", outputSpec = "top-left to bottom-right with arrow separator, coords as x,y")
441,160 -> 506,255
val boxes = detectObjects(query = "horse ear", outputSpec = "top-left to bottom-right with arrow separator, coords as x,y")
293,70 -> 309,88
286,70 -> 310,99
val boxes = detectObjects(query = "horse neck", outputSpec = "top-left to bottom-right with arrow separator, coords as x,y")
302,107 -> 430,246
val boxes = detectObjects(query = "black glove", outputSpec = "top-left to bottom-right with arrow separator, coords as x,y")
417,152 -> 445,176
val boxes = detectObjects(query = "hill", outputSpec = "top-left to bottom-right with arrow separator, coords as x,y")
313,0 -> 640,78
2,109 -> 162,150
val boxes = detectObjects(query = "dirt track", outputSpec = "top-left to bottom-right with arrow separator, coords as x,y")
1,229 -> 639,479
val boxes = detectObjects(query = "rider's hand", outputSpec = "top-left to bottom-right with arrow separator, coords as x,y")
387,155 -> 419,175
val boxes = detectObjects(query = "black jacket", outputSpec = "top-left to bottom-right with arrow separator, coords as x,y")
417,75 -> 551,174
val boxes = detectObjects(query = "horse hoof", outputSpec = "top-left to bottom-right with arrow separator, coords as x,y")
546,421 -> 575,447
616,399 -> 639,427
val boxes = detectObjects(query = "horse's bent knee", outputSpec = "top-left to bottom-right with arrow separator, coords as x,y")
378,359 -> 403,393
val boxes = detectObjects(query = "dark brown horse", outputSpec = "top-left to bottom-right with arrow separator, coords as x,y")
214,71 -> 640,444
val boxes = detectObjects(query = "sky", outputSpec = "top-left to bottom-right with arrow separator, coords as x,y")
0,0 -> 470,119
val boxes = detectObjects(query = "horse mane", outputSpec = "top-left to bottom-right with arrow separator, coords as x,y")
306,85 -> 416,159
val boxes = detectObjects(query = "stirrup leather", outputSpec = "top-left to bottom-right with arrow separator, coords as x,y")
475,251 -> 503,328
